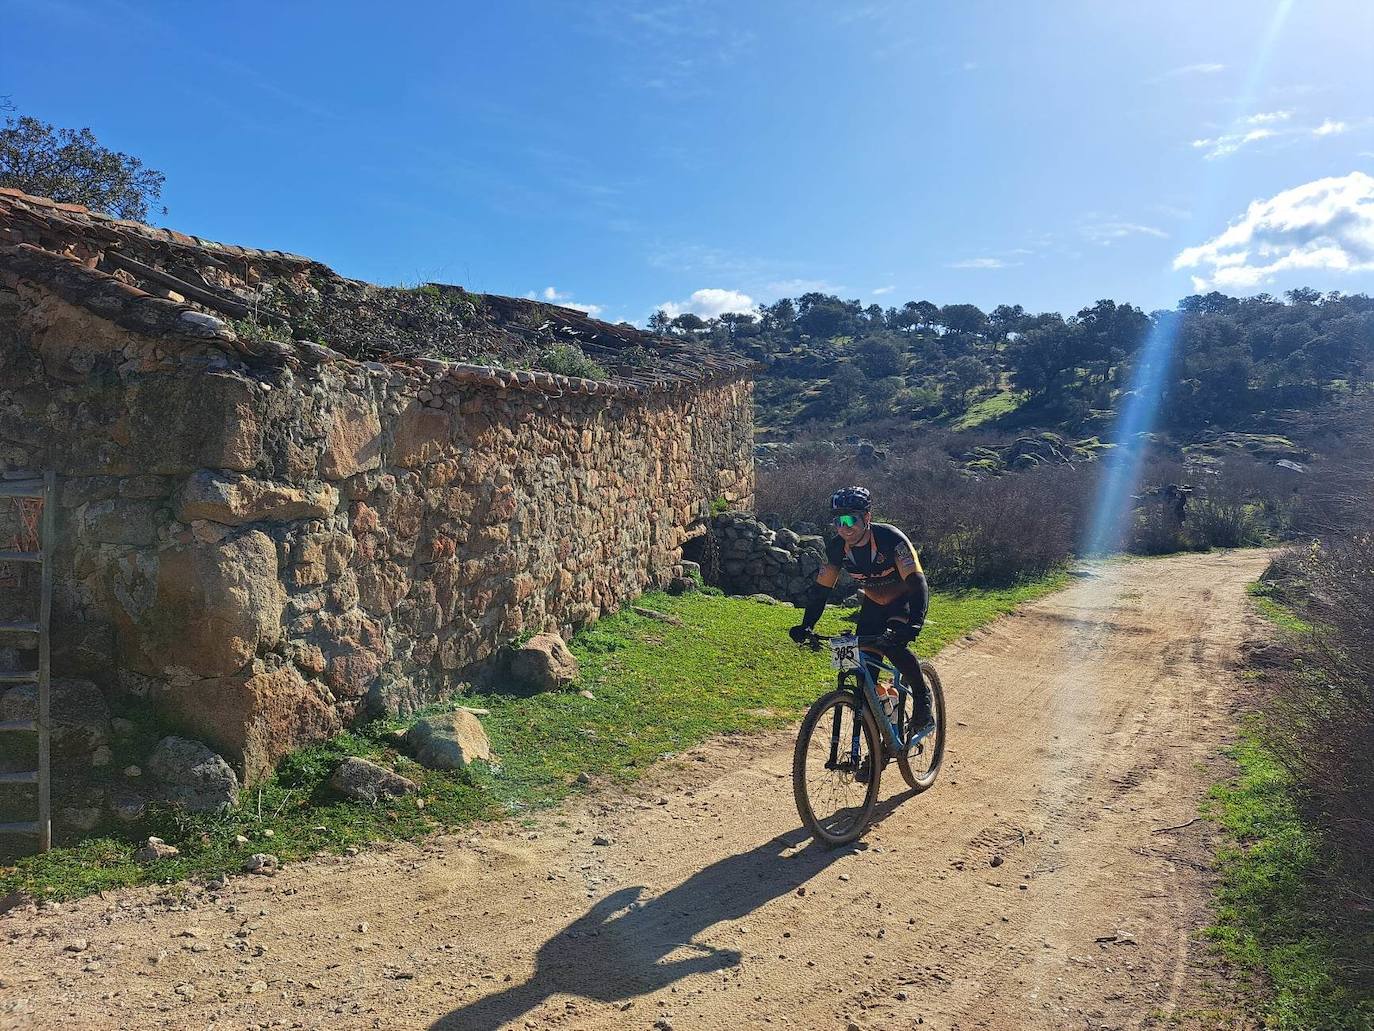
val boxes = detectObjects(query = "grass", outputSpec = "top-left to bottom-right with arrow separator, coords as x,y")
950,388 -> 1025,431
1198,588 -> 1374,1029
0,575 -> 1065,903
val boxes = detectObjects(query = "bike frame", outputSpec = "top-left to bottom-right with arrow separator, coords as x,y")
827,644 -> 929,766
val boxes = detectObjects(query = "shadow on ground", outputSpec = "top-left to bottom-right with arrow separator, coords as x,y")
431,791 -> 914,1030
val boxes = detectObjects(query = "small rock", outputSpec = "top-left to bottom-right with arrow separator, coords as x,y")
356,921 -> 369,933
133,837 -> 179,863
839,873 -> 851,882
90,745 -> 113,767
64,939 -> 90,953
510,633 -> 580,692
575,772 -> 592,786
796,886 -> 806,897
592,835 -> 612,846
243,853 -> 279,877
329,756 -> 418,803
247,980 -> 267,994
655,1020 -> 674,1031
990,854 -> 1004,868
234,834 -> 249,845
261,829 -> 274,838
405,710 -> 492,771
578,689 -> 596,700
123,765 -> 142,778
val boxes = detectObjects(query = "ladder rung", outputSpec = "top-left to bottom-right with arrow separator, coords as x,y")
0,550 -> 41,563
0,479 -> 45,498
0,670 -> 38,684
0,718 -> 36,732
0,621 -> 39,636
0,771 -> 39,784
0,821 -> 39,834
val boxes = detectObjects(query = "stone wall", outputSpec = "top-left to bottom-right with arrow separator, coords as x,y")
0,283 -> 754,782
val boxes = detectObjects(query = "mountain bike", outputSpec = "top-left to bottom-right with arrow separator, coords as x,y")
791,632 -> 946,846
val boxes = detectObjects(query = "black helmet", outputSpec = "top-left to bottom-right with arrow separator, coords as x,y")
830,486 -> 871,512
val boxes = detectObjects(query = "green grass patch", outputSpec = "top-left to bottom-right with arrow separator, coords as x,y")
1,575 -> 1064,902
1200,587 -> 1374,1028
950,389 -> 1025,431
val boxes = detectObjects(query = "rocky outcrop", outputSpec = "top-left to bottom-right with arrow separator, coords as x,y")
711,511 -> 828,604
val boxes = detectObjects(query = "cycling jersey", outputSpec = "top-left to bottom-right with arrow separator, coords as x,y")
815,522 -> 924,607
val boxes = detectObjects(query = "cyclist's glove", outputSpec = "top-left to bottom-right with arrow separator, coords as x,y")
877,619 -> 917,649
788,624 -> 812,644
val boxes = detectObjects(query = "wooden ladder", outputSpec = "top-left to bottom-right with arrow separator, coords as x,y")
0,472 -> 55,852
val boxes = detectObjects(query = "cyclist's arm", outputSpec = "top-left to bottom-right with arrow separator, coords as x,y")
800,563 -> 841,630
890,541 -> 929,632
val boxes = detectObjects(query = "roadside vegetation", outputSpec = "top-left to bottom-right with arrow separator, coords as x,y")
0,575 -> 1064,903
1207,421 -> 1374,1028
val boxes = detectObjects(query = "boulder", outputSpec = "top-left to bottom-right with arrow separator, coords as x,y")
329,757 -> 418,802
405,711 -> 492,771
147,736 -> 240,812
0,678 -> 110,757
666,576 -> 696,596
509,633 -> 579,692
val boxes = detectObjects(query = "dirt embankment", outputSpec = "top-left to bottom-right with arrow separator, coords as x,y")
0,550 -> 1270,1031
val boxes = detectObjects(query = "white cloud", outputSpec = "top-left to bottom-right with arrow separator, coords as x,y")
526,286 -> 603,318
1173,171 -> 1374,290
947,257 -> 1010,270
657,288 -> 756,320
764,278 -> 839,295
1243,110 -> 1293,126
1193,127 -> 1277,159
871,285 -> 895,296
1081,221 -> 1169,244
1159,62 -> 1227,79
1313,119 -> 1348,137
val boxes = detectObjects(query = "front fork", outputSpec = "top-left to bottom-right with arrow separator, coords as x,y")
830,669 -> 907,764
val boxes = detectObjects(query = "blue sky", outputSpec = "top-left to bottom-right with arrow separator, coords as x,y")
7,0 -> 1373,324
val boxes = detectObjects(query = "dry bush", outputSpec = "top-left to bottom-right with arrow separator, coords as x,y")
1185,496 -> 1263,548
1265,535 -> 1374,924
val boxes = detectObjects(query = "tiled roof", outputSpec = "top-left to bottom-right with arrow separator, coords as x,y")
0,188 -> 754,395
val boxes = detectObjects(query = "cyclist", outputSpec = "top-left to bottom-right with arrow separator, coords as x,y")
788,486 -> 935,738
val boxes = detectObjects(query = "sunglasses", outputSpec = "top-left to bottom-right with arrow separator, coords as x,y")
833,513 -> 863,528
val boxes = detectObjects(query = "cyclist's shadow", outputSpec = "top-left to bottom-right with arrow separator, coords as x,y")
430,793 -> 914,1030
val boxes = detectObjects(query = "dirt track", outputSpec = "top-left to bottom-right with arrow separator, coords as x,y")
0,550 -> 1271,1031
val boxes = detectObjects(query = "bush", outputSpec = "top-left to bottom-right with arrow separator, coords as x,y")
536,344 -> 608,380
1186,496 -> 1263,549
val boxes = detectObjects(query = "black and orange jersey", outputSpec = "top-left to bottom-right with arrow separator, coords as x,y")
815,522 -> 924,606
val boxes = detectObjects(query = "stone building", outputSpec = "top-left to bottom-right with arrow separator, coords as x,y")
0,188 -> 754,784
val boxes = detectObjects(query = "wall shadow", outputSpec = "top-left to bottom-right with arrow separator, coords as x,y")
430,792 -> 915,1030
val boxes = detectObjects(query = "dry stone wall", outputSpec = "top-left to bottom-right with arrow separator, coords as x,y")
0,283 -> 753,783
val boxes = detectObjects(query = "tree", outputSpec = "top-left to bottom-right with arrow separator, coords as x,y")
648,309 -> 673,335
939,303 -> 988,338
671,313 -> 707,334
0,108 -> 165,220
796,292 -> 854,339
855,335 -> 906,378
828,363 -> 865,406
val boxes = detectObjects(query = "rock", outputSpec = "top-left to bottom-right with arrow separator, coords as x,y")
248,980 -> 268,994
123,765 -> 142,778
134,837 -> 179,863
176,469 -> 338,525
64,939 -> 89,952
749,593 -> 779,605
91,744 -> 113,766
575,772 -> 592,785
990,854 -> 1004,868
0,678 -> 110,757
405,710 -> 492,771
592,835 -> 612,846
509,633 -> 580,692
105,530 -> 284,678
329,757 -> 418,803
666,576 -> 696,596
679,560 -> 702,579
59,807 -> 102,832
234,834 -> 249,845
243,853 -> 279,876
108,787 -> 147,823
147,736 -> 240,812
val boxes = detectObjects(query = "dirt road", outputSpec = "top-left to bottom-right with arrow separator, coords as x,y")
0,550 -> 1271,1030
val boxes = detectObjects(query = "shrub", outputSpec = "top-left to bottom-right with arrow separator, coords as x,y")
1186,496 -> 1263,549
536,344 -> 608,380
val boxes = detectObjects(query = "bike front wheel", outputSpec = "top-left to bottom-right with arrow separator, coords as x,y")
792,689 -> 883,846
896,661 -> 946,792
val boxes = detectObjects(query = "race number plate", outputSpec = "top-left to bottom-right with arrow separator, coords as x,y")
829,634 -> 862,670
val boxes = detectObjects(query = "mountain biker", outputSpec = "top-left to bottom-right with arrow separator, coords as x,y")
788,486 -> 935,738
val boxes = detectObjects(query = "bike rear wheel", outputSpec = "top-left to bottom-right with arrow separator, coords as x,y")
793,689 -> 883,846
896,661 -> 946,792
